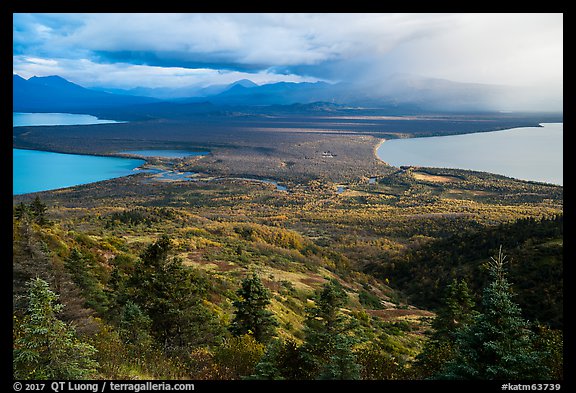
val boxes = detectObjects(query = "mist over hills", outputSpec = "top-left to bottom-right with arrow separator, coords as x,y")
13,73 -> 561,115
93,78 -> 260,100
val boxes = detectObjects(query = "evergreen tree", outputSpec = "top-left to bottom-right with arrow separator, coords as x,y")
14,202 -> 30,221
14,201 -> 33,248
300,279 -> 361,379
30,196 -> 48,225
251,338 -> 307,380
13,278 -> 99,379
250,340 -> 285,380
440,247 -> 549,379
230,273 -> 278,344
413,278 -> 477,379
65,247 -> 108,314
127,235 -> 223,349
432,278 -> 477,337
104,253 -> 137,321
318,334 -> 361,380
118,301 -> 153,348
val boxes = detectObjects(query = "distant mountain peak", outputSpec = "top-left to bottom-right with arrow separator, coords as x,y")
29,74 -> 73,83
221,79 -> 258,94
230,79 -> 258,88
28,75 -> 86,90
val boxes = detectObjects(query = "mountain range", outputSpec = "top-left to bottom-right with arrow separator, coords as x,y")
13,73 -> 546,114
91,79 -> 260,100
13,74 -> 160,113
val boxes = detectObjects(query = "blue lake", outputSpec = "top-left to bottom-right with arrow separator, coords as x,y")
13,112 -> 140,195
14,112 -> 562,194
13,149 -> 145,195
376,123 -> 563,186
13,112 -> 124,127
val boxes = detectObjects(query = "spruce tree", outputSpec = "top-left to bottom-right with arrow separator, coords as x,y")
413,278 -> 477,379
13,278 -> 99,379
128,235 -> 223,349
118,301 -> 153,348
251,338 -> 308,380
440,247 -> 549,379
30,196 -> 48,225
300,279 -> 360,379
230,273 -> 278,344
318,334 -> 361,380
14,202 -> 30,221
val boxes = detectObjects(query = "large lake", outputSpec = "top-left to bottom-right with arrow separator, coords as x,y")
14,112 -> 563,194
12,113 -> 214,195
13,149 -> 145,195
13,112 -> 124,127
13,112 -> 140,195
376,123 -> 563,186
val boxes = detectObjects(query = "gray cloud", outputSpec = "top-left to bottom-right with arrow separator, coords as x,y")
13,13 -> 459,74
13,13 -> 563,111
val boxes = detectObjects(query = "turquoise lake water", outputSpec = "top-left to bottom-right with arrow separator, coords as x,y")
13,112 -> 140,195
12,114 -> 211,195
376,123 -> 563,186
14,112 -> 563,194
13,149 -> 145,195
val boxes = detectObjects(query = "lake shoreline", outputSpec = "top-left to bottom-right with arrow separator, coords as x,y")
13,112 -> 126,127
373,139 -> 387,165
13,146 -> 146,162
13,147 -> 290,196
373,123 -> 563,186
13,148 -> 147,196
14,111 -> 563,191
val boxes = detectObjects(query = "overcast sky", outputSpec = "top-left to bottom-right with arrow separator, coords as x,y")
13,13 -> 563,104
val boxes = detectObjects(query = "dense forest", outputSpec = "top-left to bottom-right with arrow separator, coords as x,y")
366,215 -> 563,328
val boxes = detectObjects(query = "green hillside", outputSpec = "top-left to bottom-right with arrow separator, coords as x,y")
12,165 -> 563,380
